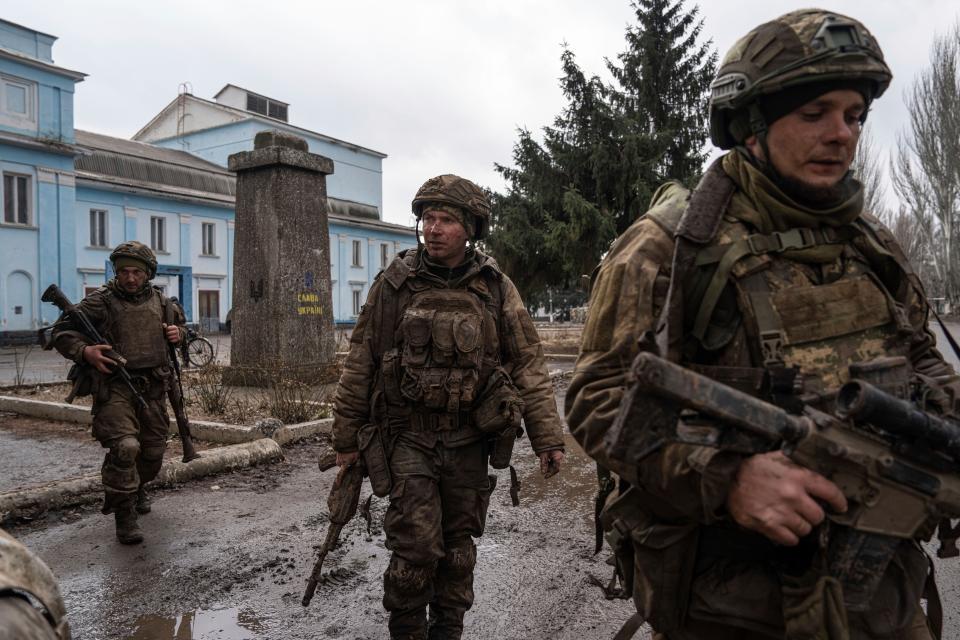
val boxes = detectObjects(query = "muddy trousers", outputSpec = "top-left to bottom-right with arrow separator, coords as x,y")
92,375 -> 170,511
382,433 -> 495,640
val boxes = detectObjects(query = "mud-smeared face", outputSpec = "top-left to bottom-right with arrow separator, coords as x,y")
116,266 -> 148,293
748,89 -> 865,195
422,209 -> 469,267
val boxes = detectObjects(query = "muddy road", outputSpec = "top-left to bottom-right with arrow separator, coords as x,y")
7,429 -> 640,640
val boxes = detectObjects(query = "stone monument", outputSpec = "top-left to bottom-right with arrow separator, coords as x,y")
224,130 -> 337,385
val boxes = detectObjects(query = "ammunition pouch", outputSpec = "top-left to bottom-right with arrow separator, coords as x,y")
488,427 -> 520,470
357,422 -> 392,497
472,367 -> 524,434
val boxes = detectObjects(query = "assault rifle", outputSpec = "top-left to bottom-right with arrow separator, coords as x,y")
606,351 -> 960,611
302,457 -> 366,606
162,300 -> 200,463
41,284 -> 147,410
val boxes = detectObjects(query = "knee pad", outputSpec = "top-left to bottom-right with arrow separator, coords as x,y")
383,556 -> 435,610
111,436 -> 141,466
440,540 -> 476,579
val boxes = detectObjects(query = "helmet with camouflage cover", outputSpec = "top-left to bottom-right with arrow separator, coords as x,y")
109,241 -> 158,279
710,9 -> 892,149
0,528 -> 70,639
411,174 -> 491,240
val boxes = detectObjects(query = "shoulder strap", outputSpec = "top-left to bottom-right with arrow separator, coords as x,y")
691,226 -> 855,343
656,157 -> 737,360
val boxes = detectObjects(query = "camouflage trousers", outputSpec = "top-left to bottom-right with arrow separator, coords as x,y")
382,432 -> 496,640
91,372 -> 170,509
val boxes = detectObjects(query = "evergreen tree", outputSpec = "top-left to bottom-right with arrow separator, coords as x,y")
485,0 -> 715,300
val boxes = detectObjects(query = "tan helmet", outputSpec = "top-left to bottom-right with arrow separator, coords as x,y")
109,241 -> 158,279
0,528 -> 71,639
709,9 -> 892,149
411,174 -> 491,240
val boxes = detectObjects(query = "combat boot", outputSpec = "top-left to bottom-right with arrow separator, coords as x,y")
114,502 -> 144,545
135,487 -> 151,514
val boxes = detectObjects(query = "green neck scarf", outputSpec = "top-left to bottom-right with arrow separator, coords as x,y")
722,151 -> 864,263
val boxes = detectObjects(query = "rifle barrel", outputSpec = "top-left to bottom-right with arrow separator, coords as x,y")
837,380 -> 960,460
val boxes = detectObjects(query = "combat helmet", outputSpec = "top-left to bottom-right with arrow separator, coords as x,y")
709,9 -> 892,149
109,241 -> 158,279
411,174 -> 491,240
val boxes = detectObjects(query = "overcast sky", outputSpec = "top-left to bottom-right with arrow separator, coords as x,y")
6,1 -> 959,226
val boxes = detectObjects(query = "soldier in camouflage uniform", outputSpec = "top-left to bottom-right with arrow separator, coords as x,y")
0,528 -> 70,640
332,174 -> 566,640
567,10 -> 960,640
51,241 -> 185,545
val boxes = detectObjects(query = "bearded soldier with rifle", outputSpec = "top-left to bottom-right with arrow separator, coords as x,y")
567,10 -> 960,640
47,241 -> 190,545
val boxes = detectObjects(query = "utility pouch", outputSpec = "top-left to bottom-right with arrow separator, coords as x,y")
357,423 -> 392,497
782,571 -> 850,640
65,363 -> 94,403
472,368 -> 524,434
488,427 -> 520,469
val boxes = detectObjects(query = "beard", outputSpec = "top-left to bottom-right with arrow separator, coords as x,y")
766,167 -> 857,209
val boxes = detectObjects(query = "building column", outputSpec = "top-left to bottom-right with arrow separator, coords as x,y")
36,168 -> 60,327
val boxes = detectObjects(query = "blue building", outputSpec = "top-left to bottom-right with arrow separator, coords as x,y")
0,20 -> 417,336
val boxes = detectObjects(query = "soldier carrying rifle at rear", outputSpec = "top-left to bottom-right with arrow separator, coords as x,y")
48,241 -> 186,545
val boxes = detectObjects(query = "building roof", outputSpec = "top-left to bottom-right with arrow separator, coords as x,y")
132,93 -> 387,159
214,83 -> 289,107
0,45 -> 86,81
75,129 -> 236,202
73,129 -> 414,235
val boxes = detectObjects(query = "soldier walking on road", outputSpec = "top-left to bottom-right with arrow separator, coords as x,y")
332,174 -> 566,640
567,10 -> 960,640
50,241 -> 185,545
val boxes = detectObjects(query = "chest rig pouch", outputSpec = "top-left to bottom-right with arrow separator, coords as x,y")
106,289 -> 169,370
689,225 -> 913,397
397,288 -> 487,414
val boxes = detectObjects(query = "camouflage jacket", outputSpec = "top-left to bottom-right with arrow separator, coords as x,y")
333,247 -> 564,454
566,168 -> 959,520
564,156 -> 960,634
50,280 -> 186,367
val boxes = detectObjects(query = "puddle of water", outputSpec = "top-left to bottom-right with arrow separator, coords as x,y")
131,607 -> 265,640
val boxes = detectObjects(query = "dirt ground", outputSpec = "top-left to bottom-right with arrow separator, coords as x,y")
7,429 -> 642,640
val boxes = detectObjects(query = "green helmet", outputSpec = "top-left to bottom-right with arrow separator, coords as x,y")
109,241 -> 158,279
709,9 -> 892,149
411,174 -> 491,240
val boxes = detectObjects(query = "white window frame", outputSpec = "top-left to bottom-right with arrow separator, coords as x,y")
89,209 -> 108,247
2,173 -> 32,226
352,288 -> 363,317
150,216 -> 167,253
351,239 -> 363,267
201,222 -> 216,256
0,74 -> 37,130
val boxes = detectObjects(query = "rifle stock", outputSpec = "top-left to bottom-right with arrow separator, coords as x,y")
302,461 -> 365,606
162,301 -> 199,463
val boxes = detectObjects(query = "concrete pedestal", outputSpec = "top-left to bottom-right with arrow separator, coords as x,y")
224,130 -> 337,386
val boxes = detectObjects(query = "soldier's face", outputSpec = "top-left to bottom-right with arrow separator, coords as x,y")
747,89 -> 865,193
117,266 -> 148,293
422,209 -> 469,267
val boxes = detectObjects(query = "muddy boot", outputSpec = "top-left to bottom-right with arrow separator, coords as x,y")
135,487 -> 151,514
114,502 -> 144,545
